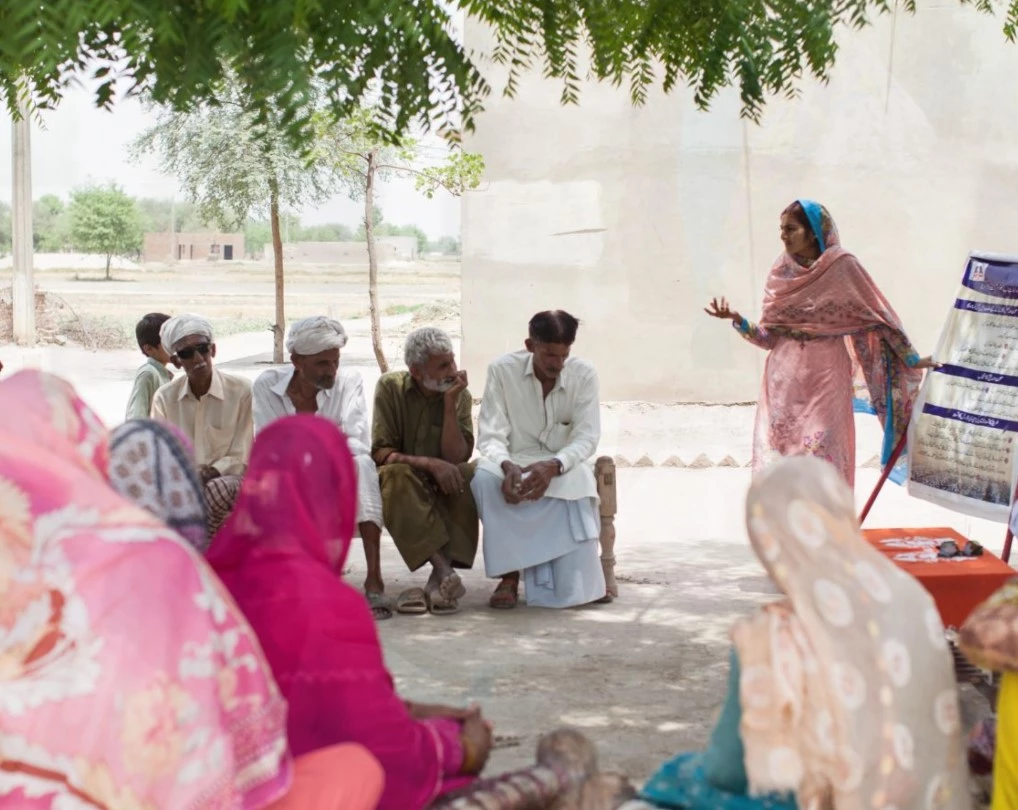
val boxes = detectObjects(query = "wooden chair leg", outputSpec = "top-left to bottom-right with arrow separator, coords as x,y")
595,456 -> 618,598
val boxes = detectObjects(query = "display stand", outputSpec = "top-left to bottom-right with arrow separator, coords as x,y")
857,419 -> 1016,564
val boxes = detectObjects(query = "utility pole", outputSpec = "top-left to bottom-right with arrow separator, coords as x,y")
11,102 -> 35,345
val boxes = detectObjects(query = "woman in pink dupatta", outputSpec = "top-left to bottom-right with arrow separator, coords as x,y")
0,371 -> 291,809
206,416 -> 492,810
706,199 -> 935,488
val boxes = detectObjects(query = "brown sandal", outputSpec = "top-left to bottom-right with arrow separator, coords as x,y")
489,579 -> 519,610
396,587 -> 428,615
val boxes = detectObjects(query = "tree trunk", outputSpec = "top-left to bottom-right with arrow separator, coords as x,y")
365,150 -> 388,372
269,180 -> 285,363
105,254 -> 112,281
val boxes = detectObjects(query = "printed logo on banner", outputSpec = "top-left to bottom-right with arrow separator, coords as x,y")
971,261 -> 988,282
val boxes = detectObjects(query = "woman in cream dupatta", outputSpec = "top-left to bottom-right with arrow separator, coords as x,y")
640,457 -> 969,810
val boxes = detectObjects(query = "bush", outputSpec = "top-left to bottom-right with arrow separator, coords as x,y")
58,313 -> 133,350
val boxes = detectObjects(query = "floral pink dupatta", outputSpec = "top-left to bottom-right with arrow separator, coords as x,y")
207,416 -> 468,810
759,204 -> 923,467
0,371 -> 291,809
733,457 -> 967,809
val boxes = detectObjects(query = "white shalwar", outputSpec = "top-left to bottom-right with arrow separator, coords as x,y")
252,366 -> 383,530
473,351 -> 606,608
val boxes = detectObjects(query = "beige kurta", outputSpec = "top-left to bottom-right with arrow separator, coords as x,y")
476,351 -> 600,501
152,368 -> 253,476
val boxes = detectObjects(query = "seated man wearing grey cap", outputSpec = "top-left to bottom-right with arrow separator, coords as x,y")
151,313 -> 254,537
252,316 -> 390,620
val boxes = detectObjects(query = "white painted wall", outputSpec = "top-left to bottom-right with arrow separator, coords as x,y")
461,3 -> 1018,402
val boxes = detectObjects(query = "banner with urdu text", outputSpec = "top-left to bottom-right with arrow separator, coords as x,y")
908,252 -> 1018,523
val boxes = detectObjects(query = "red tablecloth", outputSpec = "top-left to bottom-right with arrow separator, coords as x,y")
863,527 -> 1015,629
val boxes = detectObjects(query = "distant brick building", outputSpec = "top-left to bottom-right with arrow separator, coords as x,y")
143,232 -> 246,263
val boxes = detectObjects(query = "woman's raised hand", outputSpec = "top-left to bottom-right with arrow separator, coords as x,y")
705,297 -> 740,322
914,356 -> 943,370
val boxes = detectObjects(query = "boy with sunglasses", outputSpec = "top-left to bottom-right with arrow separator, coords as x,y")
152,313 -> 254,534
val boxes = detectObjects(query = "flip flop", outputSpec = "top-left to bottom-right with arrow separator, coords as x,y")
489,579 -> 519,610
426,588 -> 460,616
438,571 -> 467,602
396,587 -> 428,615
366,591 -> 394,620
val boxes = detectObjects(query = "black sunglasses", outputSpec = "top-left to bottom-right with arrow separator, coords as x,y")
938,539 -> 983,558
175,343 -> 211,361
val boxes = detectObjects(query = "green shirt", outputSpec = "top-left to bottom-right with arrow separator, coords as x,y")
371,371 -> 473,461
125,358 -> 174,421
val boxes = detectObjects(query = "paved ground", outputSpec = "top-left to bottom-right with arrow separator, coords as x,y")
368,464 -> 1000,781
0,322 -> 1005,787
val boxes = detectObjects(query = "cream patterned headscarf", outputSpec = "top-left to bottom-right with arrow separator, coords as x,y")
109,419 -> 208,552
733,457 -> 968,810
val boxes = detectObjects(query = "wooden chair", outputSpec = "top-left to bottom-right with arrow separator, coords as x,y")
595,456 -> 618,599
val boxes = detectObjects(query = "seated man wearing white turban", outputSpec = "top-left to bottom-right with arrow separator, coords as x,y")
152,314 -> 254,536
252,316 -> 390,620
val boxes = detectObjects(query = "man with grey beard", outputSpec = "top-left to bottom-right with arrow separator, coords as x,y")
252,316 -> 389,619
372,326 -> 478,615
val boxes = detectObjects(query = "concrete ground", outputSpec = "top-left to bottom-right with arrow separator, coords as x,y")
0,318 -> 1007,789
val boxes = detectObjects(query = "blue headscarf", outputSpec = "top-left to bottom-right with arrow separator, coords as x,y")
796,198 -> 826,253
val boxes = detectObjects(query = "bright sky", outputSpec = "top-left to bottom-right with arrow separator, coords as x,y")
0,88 -> 462,239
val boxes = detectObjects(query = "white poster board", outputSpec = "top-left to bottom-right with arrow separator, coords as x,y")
908,252 -> 1018,524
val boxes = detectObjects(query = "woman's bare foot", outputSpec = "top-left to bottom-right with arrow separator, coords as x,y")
537,728 -> 598,780
572,773 -> 637,810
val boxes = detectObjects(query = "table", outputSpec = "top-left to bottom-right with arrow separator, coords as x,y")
863,527 -> 1015,629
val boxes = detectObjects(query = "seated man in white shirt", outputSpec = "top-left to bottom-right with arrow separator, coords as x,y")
152,313 -> 254,537
252,316 -> 389,620
472,310 -> 607,609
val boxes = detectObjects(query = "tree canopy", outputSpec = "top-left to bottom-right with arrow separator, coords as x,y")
132,82 -> 348,231
33,194 -> 70,252
0,202 -> 11,256
4,0 -> 1013,149
68,183 -> 143,279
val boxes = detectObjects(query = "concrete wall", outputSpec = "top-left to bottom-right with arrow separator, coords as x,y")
267,237 -> 418,264
461,4 -> 1018,402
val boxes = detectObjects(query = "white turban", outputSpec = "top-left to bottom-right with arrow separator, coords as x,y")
286,316 -> 348,356
160,314 -> 214,355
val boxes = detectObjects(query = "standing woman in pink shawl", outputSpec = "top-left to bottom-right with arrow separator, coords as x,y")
0,371 -> 292,809
706,200 -> 936,488
207,416 -> 495,810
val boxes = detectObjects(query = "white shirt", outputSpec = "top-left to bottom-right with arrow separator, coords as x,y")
476,351 -> 601,501
252,366 -> 372,457
151,369 -> 253,476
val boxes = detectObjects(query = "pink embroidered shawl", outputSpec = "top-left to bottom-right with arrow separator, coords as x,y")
0,371 -> 291,809
206,416 -> 468,810
759,208 -> 923,459
733,457 -> 968,809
